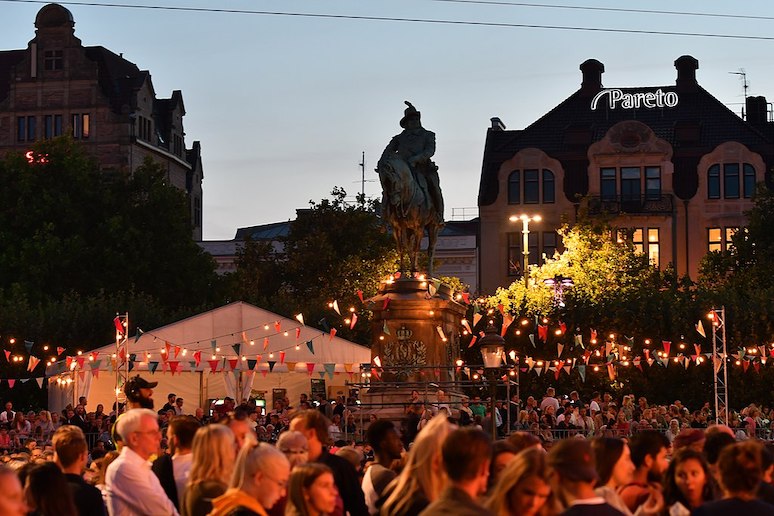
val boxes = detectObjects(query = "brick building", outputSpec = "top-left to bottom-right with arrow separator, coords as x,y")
0,4 -> 204,239
478,56 -> 774,293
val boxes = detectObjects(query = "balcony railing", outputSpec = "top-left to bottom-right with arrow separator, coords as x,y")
587,194 -> 674,215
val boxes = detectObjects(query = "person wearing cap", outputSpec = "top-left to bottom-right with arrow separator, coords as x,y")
377,101 -> 444,224
124,375 -> 158,410
547,438 -> 624,515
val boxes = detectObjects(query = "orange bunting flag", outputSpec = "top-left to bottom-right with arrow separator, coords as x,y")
174,346 -> 181,359
498,304 -> 504,314
468,336 -> 478,348
473,313 -> 482,327
538,325 -> 548,342
694,344 -> 701,356
695,320 -> 706,338
357,290 -> 364,303
607,363 -> 616,380
27,356 -> 40,372
350,313 -> 358,330
329,328 -> 337,341
274,321 -> 281,332
263,338 -> 269,351
501,314 -> 513,337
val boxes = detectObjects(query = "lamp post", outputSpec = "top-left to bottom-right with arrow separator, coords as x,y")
479,323 -> 505,441
510,214 -> 541,289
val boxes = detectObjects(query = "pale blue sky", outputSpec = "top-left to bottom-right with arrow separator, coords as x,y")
2,1 -> 773,239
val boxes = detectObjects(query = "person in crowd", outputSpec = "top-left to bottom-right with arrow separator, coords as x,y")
124,375 -> 157,410
153,415 -> 199,510
52,425 -> 107,516
94,450 -> 120,502
162,393 -> 178,413
546,438 -> 624,515
694,441 -> 774,515
36,410 -> 55,437
758,443 -> 774,504
662,448 -> 716,515
0,401 -> 15,423
672,428 -> 705,452
208,442 -> 290,516
0,463 -> 28,515
540,388 -> 560,414
12,411 -> 31,437
702,431 -> 735,482
285,462 -> 339,516
175,397 -> 186,416
381,415 -> 453,516
592,437 -> 662,515
22,461 -> 78,516
183,424 -> 236,516
459,397 -> 473,426
328,414 -> 344,442
222,411 -> 254,449
489,440 -> 519,489
290,409 -> 368,516
105,408 -> 179,515
336,446 -> 364,476
420,426 -> 493,516
277,431 -> 310,468
486,447 -> 553,516
362,420 -> 403,515
618,431 -> 669,514
193,407 -> 208,425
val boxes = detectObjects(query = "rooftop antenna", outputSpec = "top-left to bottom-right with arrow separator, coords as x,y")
729,69 -> 749,119
354,151 -> 375,205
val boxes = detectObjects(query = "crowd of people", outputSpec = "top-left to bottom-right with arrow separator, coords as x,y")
1,377 -> 774,515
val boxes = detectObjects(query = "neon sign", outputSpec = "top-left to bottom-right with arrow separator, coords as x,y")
591,88 -> 678,110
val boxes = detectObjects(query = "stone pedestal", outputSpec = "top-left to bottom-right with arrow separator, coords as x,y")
359,276 -> 467,422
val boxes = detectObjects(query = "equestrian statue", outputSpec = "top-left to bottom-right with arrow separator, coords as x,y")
377,101 -> 444,277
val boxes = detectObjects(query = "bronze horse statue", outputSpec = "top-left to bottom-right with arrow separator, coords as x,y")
378,156 -> 443,277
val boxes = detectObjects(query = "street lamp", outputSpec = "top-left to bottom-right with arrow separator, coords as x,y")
509,214 -> 541,289
479,322 -> 505,441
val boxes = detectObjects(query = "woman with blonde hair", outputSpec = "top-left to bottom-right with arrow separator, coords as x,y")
380,415 -> 452,516
285,462 -> 338,516
182,424 -> 237,516
486,447 -> 554,516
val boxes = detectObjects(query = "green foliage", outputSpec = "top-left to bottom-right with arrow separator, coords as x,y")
229,187 -> 399,344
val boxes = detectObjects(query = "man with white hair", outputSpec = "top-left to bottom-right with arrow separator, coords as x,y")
105,408 -> 179,516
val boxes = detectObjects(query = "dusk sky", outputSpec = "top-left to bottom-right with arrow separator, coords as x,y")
2,0 -> 773,239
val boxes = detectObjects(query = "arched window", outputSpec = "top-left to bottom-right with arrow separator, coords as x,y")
508,171 -> 520,204
542,170 -> 555,203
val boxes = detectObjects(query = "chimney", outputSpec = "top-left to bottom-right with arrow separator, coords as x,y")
579,59 -> 604,96
490,117 -> 506,131
675,55 -> 699,92
746,96 -> 768,127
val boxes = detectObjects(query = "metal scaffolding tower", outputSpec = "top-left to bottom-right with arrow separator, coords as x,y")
711,307 -> 728,425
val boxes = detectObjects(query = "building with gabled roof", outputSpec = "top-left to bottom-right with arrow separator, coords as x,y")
0,3 -> 204,238
478,56 -> 774,293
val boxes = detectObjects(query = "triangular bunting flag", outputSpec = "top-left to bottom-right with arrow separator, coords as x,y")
538,325 -> 548,342
280,351 -> 286,364
382,297 -> 390,310
557,343 -> 564,358
306,363 -> 316,376
263,338 -> 269,351
473,313 -> 482,327
7,379 -> 15,388
529,334 -> 536,347
607,363 -> 616,380
663,340 -> 671,356
228,359 -> 238,371
563,365 -> 571,375
324,363 -> 336,377
113,316 -> 124,334
268,361 -> 276,372
35,377 -> 44,388
383,322 -> 390,335
174,346 -> 181,359
168,361 -> 180,375
148,361 -> 159,374
134,328 -> 144,343
329,328 -> 337,341
76,357 -> 85,369
332,301 -> 341,315
357,290 -> 364,303
164,341 -> 171,359
574,334 -> 584,348
207,359 -> 219,373
501,314 -> 514,337
56,346 -> 65,355
286,361 -> 297,372
306,341 -> 315,354
27,356 -> 40,372
753,361 -> 761,374
295,313 -> 305,325
743,360 -> 750,373
261,370 -> 268,378
24,340 -> 33,353
247,359 -> 257,371
274,321 -> 282,332
577,365 -> 586,382
695,320 -> 706,338
350,313 -> 358,330
436,326 -> 446,341
4,350 -> 10,362
534,367 -> 542,376
193,350 -> 202,367
232,344 -> 241,356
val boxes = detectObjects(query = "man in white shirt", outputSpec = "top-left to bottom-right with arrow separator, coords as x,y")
540,387 -> 560,414
105,408 -> 179,516
152,415 -> 198,510
0,402 -> 15,423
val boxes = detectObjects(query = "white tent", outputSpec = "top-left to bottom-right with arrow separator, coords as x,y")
48,301 -> 371,414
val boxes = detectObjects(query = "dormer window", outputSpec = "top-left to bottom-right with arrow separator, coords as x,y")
43,50 -> 63,71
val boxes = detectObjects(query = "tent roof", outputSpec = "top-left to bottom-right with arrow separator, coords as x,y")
53,302 -> 370,374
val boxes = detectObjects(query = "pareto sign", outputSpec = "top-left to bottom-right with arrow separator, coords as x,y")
591,88 -> 678,110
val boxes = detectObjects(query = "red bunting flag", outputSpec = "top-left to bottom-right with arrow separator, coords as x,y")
357,290 -> 364,303
306,363 -> 315,376
174,346 -> 181,358
382,298 -> 390,310
295,328 -> 301,339
207,359 -> 219,373
467,336 -> 478,348
3,350 -> 10,362
462,292 -> 470,304
90,351 -> 99,362
56,346 -> 65,356
559,321 -> 567,334
76,356 -> 85,369
538,325 -> 548,342
261,370 -> 268,378
168,361 -> 180,375
350,313 -> 358,330
662,341 -> 671,356
66,356 -> 73,369
113,316 -> 124,334
694,344 -> 701,356
274,321 -> 281,332
329,328 -> 337,341
7,379 -> 15,389
279,351 -> 286,364
263,338 -> 269,351
228,359 -> 238,371
193,350 -> 202,367
743,360 -> 750,373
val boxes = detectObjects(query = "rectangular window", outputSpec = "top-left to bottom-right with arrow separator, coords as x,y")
543,231 -> 558,261
542,170 -> 555,203
194,197 -> 202,227
524,169 -> 539,204
528,232 -> 539,266
601,168 -> 617,201
54,114 -> 62,137
724,163 -> 740,199
647,228 -> 660,266
507,232 -> 522,276
82,114 -> 90,139
508,171 -> 520,204
72,114 -> 80,138
743,164 -> 755,198
621,167 -> 641,202
708,228 -> 722,253
43,50 -> 63,71
27,116 -> 36,141
44,115 -> 52,138
632,228 -> 644,255
645,167 -> 661,200
17,117 -> 26,142
708,165 -> 720,199
725,227 -> 738,252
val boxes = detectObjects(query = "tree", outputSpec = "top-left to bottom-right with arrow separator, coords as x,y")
230,187 -> 399,344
